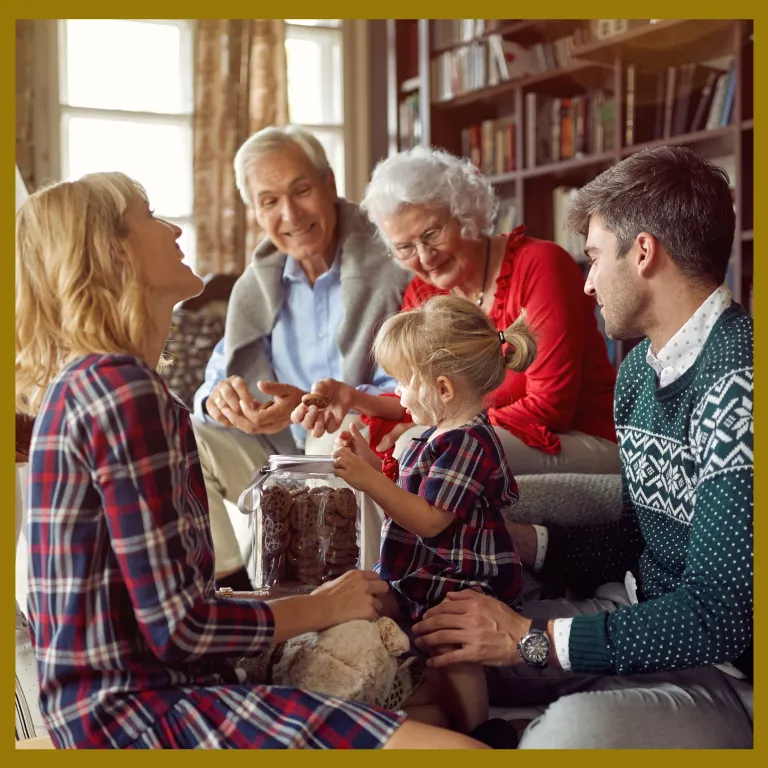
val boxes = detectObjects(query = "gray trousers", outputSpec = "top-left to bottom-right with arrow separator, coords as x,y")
488,585 -> 753,749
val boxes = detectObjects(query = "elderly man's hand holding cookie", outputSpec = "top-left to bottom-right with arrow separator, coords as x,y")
291,378 -> 356,439
206,376 -> 304,435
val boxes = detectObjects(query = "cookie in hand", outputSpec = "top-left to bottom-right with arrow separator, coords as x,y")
302,393 -> 331,410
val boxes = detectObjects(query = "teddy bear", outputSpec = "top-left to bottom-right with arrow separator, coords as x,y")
238,616 -> 422,710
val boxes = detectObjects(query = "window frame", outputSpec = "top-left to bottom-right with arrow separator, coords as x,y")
53,19 -> 197,263
285,19 -> 346,196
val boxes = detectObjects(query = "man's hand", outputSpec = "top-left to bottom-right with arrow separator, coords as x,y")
332,446 -> 386,495
291,378 -> 356,438
335,422 -> 382,472
214,380 -> 304,435
205,375 -> 254,427
412,590 -> 531,668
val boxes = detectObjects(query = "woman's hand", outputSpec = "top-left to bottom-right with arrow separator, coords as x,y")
333,446 -> 384,495
412,590 -> 531,668
214,379 -> 304,435
335,422 -> 382,472
311,570 -> 390,627
291,378 -> 356,438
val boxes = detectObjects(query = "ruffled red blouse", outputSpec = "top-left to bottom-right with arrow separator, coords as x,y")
363,227 -> 617,456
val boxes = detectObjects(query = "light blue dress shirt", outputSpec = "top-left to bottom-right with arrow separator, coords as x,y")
197,247 -> 396,446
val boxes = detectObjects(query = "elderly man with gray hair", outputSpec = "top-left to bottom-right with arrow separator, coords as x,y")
192,125 -> 411,591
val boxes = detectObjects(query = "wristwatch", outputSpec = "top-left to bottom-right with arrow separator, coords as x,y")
518,618 -> 552,669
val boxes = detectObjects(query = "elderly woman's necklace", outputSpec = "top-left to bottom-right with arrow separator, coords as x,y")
474,237 -> 492,307
452,236 -> 491,307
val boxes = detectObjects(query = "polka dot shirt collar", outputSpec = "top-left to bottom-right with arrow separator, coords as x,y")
647,284 -> 732,388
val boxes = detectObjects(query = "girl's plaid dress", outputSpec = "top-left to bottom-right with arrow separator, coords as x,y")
377,412 -> 523,621
26,354 -> 404,749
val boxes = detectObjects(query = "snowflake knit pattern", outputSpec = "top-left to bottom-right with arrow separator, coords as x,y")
543,304 -> 753,678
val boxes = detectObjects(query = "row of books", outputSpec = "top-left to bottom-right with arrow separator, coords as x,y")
398,92 -> 422,151
525,91 -> 618,169
461,118 -> 517,176
430,19 -> 517,50
488,28 -> 587,81
431,29 -> 587,103
452,66 -> 736,174
624,58 -> 736,145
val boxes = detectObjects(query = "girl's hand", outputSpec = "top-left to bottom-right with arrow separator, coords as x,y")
333,446 -> 382,495
335,422 -> 382,472
311,570 -> 390,626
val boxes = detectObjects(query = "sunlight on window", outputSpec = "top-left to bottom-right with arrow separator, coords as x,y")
286,37 -> 342,124
285,19 -> 341,27
63,20 -> 189,114
311,128 -> 345,191
64,116 -> 193,218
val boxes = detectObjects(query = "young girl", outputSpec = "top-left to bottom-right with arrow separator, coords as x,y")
333,295 -> 536,734
16,172 -> 486,750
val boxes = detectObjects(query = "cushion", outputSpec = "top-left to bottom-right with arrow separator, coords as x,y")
159,302 -> 227,409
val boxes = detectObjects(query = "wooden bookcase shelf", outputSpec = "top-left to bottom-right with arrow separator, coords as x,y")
387,18 -> 754,367
571,19 -> 734,66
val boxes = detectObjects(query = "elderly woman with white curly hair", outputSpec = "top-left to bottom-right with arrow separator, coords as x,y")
293,146 -> 620,474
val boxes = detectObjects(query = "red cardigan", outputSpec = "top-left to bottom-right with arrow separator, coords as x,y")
399,227 -> 617,453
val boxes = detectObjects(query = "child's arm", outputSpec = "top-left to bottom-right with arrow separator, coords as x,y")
334,447 -> 454,538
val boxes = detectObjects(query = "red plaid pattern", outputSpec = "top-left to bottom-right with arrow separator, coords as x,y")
27,355 -> 403,749
377,412 -> 523,621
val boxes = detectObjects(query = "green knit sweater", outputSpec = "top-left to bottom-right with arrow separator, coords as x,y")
543,305 -> 753,678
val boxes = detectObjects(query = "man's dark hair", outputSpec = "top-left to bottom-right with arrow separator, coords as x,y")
566,145 -> 735,285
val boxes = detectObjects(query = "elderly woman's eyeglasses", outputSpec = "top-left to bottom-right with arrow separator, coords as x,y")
389,223 -> 448,261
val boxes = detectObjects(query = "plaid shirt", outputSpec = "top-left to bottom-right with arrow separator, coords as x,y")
377,412 -> 523,621
27,355 -> 402,749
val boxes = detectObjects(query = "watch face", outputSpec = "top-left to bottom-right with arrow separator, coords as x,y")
521,632 -> 549,665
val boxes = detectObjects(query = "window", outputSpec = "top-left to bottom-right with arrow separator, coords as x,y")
285,20 -> 345,195
57,20 -> 196,266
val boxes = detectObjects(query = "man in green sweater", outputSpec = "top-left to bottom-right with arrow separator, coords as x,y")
413,146 -> 753,748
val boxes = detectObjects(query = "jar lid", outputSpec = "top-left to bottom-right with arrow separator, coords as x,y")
236,454 -> 337,515
266,454 -> 336,473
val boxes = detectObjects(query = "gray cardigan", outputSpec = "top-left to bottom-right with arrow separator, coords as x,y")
220,198 -> 411,453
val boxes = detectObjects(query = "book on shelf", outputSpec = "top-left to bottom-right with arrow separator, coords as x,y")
552,186 -> 587,262
525,90 -> 617,168
494,197 -> 519,235
461,118 -> 516,175
398,92 -> 421,150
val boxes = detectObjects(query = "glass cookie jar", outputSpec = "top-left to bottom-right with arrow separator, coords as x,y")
237,455 -> 362,594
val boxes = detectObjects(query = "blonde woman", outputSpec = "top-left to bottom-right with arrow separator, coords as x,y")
15,172 -> 486,750
332,295 -> 536,740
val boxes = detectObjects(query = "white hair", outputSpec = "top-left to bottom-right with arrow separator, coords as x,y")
233,125 -> 332,206
361,146 -> 499,243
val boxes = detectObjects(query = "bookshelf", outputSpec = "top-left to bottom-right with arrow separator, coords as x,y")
386,18 -> 754,367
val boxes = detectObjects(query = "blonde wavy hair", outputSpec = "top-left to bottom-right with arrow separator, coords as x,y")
373,295 -> 537,424
16,172 -> 152,416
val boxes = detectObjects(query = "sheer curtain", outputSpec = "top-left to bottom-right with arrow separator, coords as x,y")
193,20 -> 289,275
